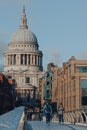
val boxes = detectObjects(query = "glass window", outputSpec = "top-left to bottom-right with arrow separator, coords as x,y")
81,79 -> 87,105
26,77 -> 30,83
76,66 -> 87,72
47,81 -> 49,85
82,96 -> 87,105
81,79 -> 87,88
46,73 -> 49,77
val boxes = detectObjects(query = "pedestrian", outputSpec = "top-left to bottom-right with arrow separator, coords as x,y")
58,103 -> 64,123
43,100 -> 52,124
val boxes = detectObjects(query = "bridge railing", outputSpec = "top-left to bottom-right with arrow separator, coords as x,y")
0,106 -> 25,130
64,108 -> 87,124
41,108 -> 87,125
19,107 -> 87,128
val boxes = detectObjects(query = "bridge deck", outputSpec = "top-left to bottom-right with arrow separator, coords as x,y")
26,121 -> 87,130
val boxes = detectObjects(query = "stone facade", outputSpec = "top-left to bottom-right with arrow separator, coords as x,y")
4,7 -> 45,101
40,56 -> 87,115
52,56 -> 87,112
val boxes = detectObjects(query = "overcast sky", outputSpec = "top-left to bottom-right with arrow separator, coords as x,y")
0,0 -> 87,70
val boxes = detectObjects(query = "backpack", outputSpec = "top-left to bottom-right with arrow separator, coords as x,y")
45,104 -> 50,112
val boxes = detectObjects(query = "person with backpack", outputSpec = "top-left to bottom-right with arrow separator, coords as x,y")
58,102 -> 64,123
43,100 -> 52,124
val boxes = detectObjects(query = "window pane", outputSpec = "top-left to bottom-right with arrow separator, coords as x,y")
26,77 -> 30,83
81,79 -> 87,88
76,66 -> 87,72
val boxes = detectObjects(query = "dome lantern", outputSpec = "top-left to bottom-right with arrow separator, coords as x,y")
20,6 -> 28,29
10,7 -> 38,43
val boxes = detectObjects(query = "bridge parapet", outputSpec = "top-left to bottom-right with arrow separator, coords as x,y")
0,107 -> 25,130
64,108 -> 87,124
48,108 -> 87,126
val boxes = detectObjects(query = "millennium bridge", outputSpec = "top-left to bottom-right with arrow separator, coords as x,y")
0,106 -> 87,130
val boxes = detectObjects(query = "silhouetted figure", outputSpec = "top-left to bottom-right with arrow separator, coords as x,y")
43,100 -> 52,124
58,103 -> 64,123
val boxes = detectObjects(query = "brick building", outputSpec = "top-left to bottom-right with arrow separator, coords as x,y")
0,72 -> 15,114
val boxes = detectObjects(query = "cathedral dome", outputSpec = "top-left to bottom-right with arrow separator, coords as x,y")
10,28 -> 37,43
10,7 -> 37,43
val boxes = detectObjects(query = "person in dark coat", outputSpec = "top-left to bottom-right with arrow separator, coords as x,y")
43,100 -> 52,124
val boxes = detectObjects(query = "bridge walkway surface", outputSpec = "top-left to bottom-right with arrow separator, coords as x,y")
0,107 -> 87,130
26,121 -> 87,130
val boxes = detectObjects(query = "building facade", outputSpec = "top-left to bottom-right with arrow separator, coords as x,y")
40,63 -> 56,108
4,7 -> 45,103
40,57 -> 87,122
0,72 -> 15,114
52,56 -> 87,122
52,56 -> 87,110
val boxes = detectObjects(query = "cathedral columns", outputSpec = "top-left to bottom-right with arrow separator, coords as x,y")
40,56 -> 42,66
8,55 -> 11,65
39,56 -> 41,67
27,54 -> 28,65
30,55 -> 32,65
39,56 -> 41,66
35,55 -> 37,65
33,55 -> 35,65
8,55 -> 9,65
10,55 -> 12,65
37,55 -> 38,66
28,54 -> 30,65
6,53 -> 42,67
6,54 -> 16,65
32,55 -> 35,65
38,55 -> 39,66
23,54 -> 25,65
11,55 -> 14,65
14,54 -> 16,65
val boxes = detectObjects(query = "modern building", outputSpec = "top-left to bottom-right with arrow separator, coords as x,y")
40,57 -> 87,122
44,71 -> 52,100
40,63 -> 56,108
52,56 -> 87,122
4,7 -> 45,103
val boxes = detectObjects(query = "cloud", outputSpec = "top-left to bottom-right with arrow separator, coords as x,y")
50,49 -> 62,65
43,48 -> 62,67
76,50 -> 87,60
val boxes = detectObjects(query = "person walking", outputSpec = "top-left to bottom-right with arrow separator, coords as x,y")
43,100 -> 52,124
58,103 -> 64,123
